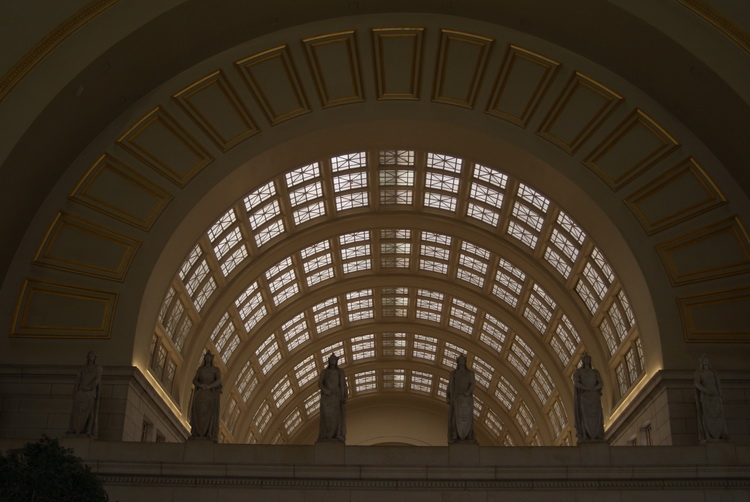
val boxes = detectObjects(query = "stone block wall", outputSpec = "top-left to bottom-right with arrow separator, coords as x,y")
608,370 -> 750,446
0,365 -> 188,442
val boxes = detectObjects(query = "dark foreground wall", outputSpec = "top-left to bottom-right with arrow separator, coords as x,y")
2,438 -> 747,501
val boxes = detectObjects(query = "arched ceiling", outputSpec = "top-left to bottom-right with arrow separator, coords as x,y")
152,148 -> 640,445
1,1 -> 749,446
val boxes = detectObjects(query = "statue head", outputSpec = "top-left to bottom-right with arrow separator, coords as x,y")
327,353 -> 339,367
699,354 -> 711,369
86,350 -> 97,363
456,354 -> 467,367
581,353 -> 592,368
203,351 -> 215,365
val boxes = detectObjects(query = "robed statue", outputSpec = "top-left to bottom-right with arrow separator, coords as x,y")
67,350 -> 103,437
190,351 -> 222,440
318,354 -> 347,442
694,355 -> 729,441
447,354 -> 475,443
573,353 -> 605,443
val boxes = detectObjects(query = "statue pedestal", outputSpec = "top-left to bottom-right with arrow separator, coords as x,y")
578,440 -> 609,466
448,441 -> 479,465
314,439 -> 345,464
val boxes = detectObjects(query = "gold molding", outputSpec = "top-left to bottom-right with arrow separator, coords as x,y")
173,70 -> 260,152
235,45 -> 311,125
302,31 -> 365,107
117,107 -> 213,187
486,45 -> 560,127
70,153 -> 173,230
538,72 -> 623,154
679,286 -> 750,342
677,0 -> 750,55
11,280 -> 117,338
657,217 -> 750,285
34,212 -> 140,281
432,29 -> 494,108
371,28 -> 424,100
584,110 -> 679,190
624,157 -> 726,234
0,0 -> 121,103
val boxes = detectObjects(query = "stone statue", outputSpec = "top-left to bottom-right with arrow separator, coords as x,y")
318,354 -> 347,442
190,351 -> 222,440
447,354 -> 475,443
573,353 -> 605,443
68,350 -> 103,437
694,355 -> 729,441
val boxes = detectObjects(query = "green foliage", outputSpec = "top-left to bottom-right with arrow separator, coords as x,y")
0,435 -> 108,502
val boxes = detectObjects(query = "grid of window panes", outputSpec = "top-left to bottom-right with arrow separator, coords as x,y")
150,149 -> 645,445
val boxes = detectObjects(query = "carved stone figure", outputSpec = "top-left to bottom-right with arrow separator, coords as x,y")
573,353 -> 605,443
694,355 -> 729,441
190,351 -> 222,440
447,354 -> 475,443
318,354 -> 347,442
68,350 -> 103,437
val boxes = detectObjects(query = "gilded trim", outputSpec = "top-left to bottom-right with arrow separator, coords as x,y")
173,70 -> 260,151
486,45 -> 560,127
70,153 -> 174,230
33,212 -> 141,281
11,280 -> 117,338
677,0 -> 750,55
0,0 -> 121,103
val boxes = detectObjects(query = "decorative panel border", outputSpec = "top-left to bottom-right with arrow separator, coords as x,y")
117,107 -> 213,187
12,280 -> 117,338
657,217 -> 750,285
371,28 -> 424,100
679,286 -> 750,342
432,30 -> 493,108
173,70 -> 260,151
70,154 -> 173,230
235,45 -> 311,124
583,110 -> 679,190
34,212 -> 140,281
538,72 -> 622,154
624,157 -> 726,234
486,45 -> 560,127
302,31 -> 364,107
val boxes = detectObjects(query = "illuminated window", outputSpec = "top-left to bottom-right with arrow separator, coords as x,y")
237,362 -> 258,402
516,401 -> 535,436
294,355 -> 318,388
281,312 -> 309,352
381,287 -> 408,317
382,332 -> 406,357
530,363 -> 554,404
415,289 -> 444,323
351,334 -> 376,360
383,368 -> 405,389
508,336 -> 534,376
495,375 -> 517,410
413,334 -> 437,361
410,370 -> 433,393
480,313 -> 508,352
355,370 -> 377,392
485,408 -> 503,436
492,258 -> 526,308
257,335 -> 281,374
253,400 -> 272,435
550,315 -> 580,366
284,408 -> 303,436
472,356 -> 494,389
448,297 -> 477,335
271,376 -> 293,408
